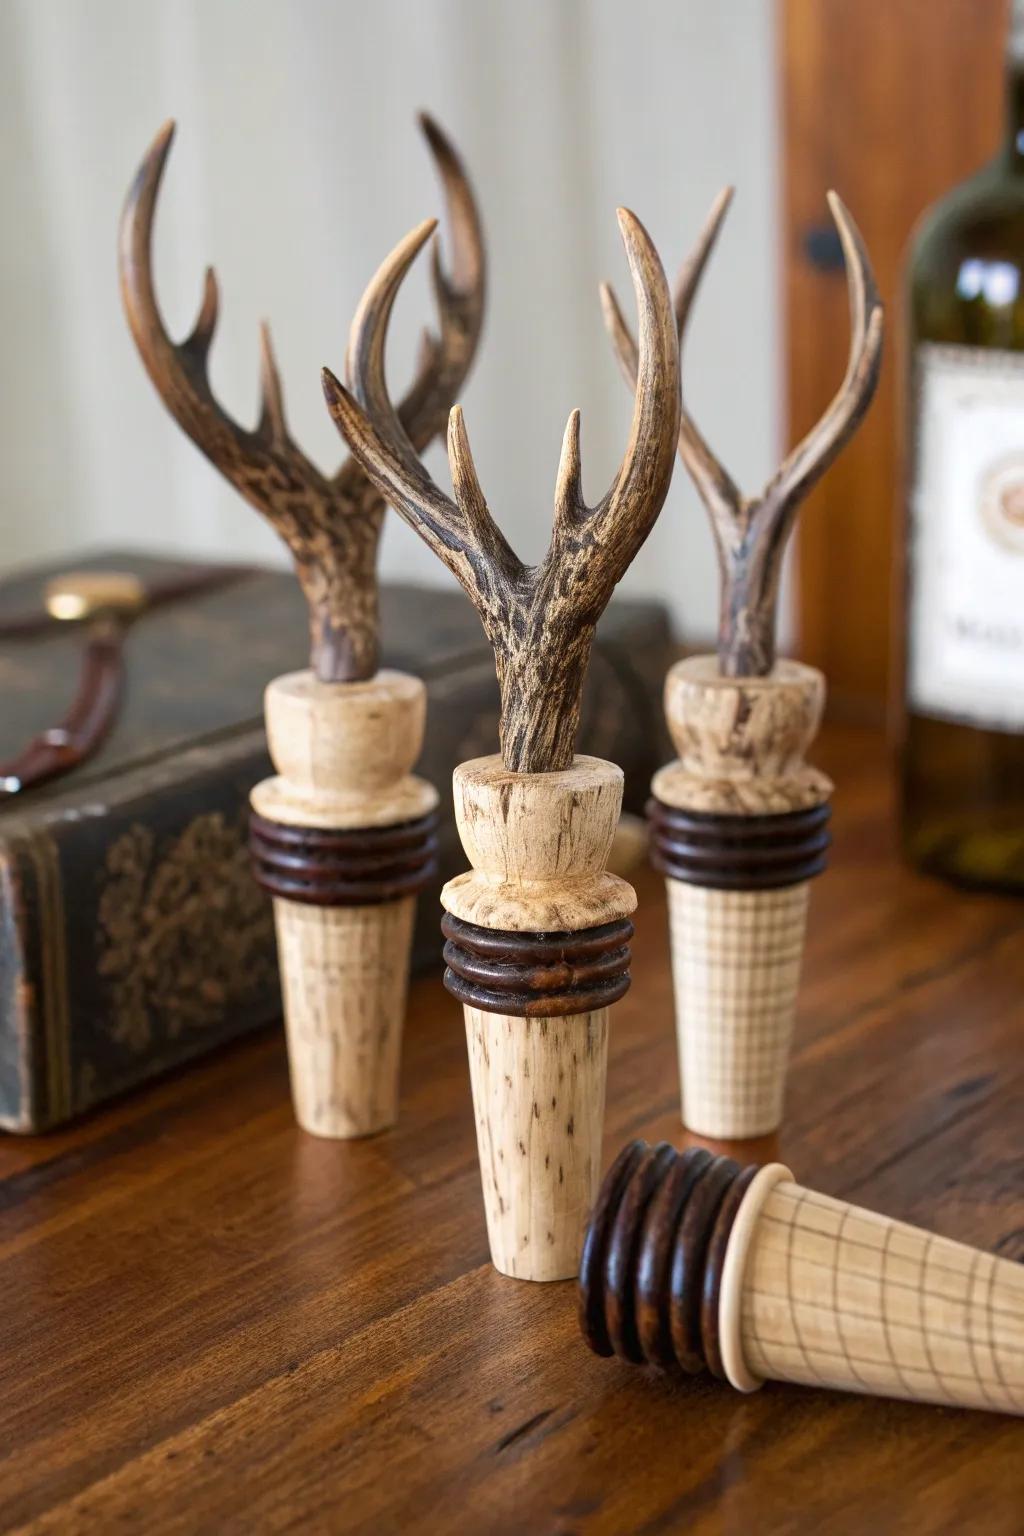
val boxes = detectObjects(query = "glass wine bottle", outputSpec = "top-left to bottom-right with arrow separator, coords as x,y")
899,0 -> 1024,891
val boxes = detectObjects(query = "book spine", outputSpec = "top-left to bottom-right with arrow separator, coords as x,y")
0,729 -> 279,1132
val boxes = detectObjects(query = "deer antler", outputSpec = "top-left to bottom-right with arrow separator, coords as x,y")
323,210 -> 680,774
602,189 -> 883,677
119,115 -> 485,683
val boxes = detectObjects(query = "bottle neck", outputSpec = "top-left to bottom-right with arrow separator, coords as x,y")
1005,0 -> 1024,169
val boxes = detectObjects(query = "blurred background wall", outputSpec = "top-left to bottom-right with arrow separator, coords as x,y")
0,0 -> 780,645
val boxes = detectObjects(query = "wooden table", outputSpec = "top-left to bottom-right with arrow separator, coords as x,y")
1,726 -> 1022,1535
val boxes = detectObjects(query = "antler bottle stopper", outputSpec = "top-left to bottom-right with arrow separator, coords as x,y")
120,118 -> 485,1138
580,1140 -> 1024,1417
324,210 -> 680,1277
603,192 -> 884,1138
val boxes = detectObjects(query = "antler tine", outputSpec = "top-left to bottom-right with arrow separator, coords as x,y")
257,321 -> 288,444
324,219 -> 518,594
671,186 -> 734,339
551,208 -> 679,619
329,207 -> 679,773
761,191 -> 883,523
600,189 -> 740,542
119,119 -> 333,489
120,121 -> 230,453
392,113 -> 487,456
418,112 -> 484,299
598,186 -> 883,678
122,118 -> 488,686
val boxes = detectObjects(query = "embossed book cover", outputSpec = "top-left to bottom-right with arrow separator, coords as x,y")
0,550 -> 671,1131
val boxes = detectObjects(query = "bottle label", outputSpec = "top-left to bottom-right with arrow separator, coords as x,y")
908,343 -> 1024,732
1011,0 -> 1024,65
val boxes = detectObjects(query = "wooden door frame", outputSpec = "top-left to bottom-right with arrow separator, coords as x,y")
781,0 -> 1007,720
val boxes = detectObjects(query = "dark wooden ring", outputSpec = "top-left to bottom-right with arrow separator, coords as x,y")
647,798 -> 831,891
650,802 -> 830,839
250,835 -> 435,883
668,1154 -> 742,1373
442,940 -> 630,995
578,1141 -> 648,1358
441,914 -> 632,965
250,813 -> 438,854
602,1142 -> 679,1365
441,913 -> 633,1018
578,1140 -> 758,1377
699,1163 -> 759,1379
249,808 -> 439,908
634,1148 -> 714,1369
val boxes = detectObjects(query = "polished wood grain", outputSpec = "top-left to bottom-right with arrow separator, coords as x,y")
1,726 -> 1022,1534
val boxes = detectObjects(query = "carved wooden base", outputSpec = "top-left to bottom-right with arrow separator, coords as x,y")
652,656 -> 833,1139
251,669 -> 437,1139
442,754 -> 636,1281
580,1140 -> 1024,1417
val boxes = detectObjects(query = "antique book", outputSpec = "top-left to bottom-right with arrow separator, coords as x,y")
0,550 -> 673,1132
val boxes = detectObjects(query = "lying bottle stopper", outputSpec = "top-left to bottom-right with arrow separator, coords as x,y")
579,1140 -> 1024,1416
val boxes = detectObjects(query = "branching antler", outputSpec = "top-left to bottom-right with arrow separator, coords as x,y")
602,189 -> 883,677
323,210 -> 680,773
119,115 -> 485,683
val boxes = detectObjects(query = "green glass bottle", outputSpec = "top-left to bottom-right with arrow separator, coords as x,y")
900,0 -> 1024,891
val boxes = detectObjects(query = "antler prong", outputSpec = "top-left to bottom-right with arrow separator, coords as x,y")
345,218 -> 439,443
599,281 -> 636,390
257,321 -> 288,444
598,185 -> 883,677
121,115 -> 486,683
329,205 -> 679,772
764,191 -> 883,516
600,191 -> 741,545
672,185 -> 734,336
447,406 -> 517,575
326,209 -> 516,591
669,189 -> 744,538
417,112 -> 484,297
391,115 -> 487,456
578,208 -> 680,614
553,408 -> 585,528
184,266 -> 220,362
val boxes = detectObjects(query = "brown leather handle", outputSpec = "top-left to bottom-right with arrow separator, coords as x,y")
0,618 -> 125,795
0,562 -> 259,797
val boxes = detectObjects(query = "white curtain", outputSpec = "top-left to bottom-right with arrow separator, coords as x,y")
0,0 -> 780,642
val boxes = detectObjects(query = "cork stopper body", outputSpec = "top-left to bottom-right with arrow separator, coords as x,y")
651,656 -> 831,1139
251,668 -> 436,1140
721,1178 -> 1024,1416
444,754 -> 632,1280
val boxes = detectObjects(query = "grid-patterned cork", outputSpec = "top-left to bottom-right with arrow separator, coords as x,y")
667,880 -> 809,1139
275,896 -> 414,1138
652,655 -> 831,1139
464,1005 -> 608,1281
733,1179 -> 1024,1415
